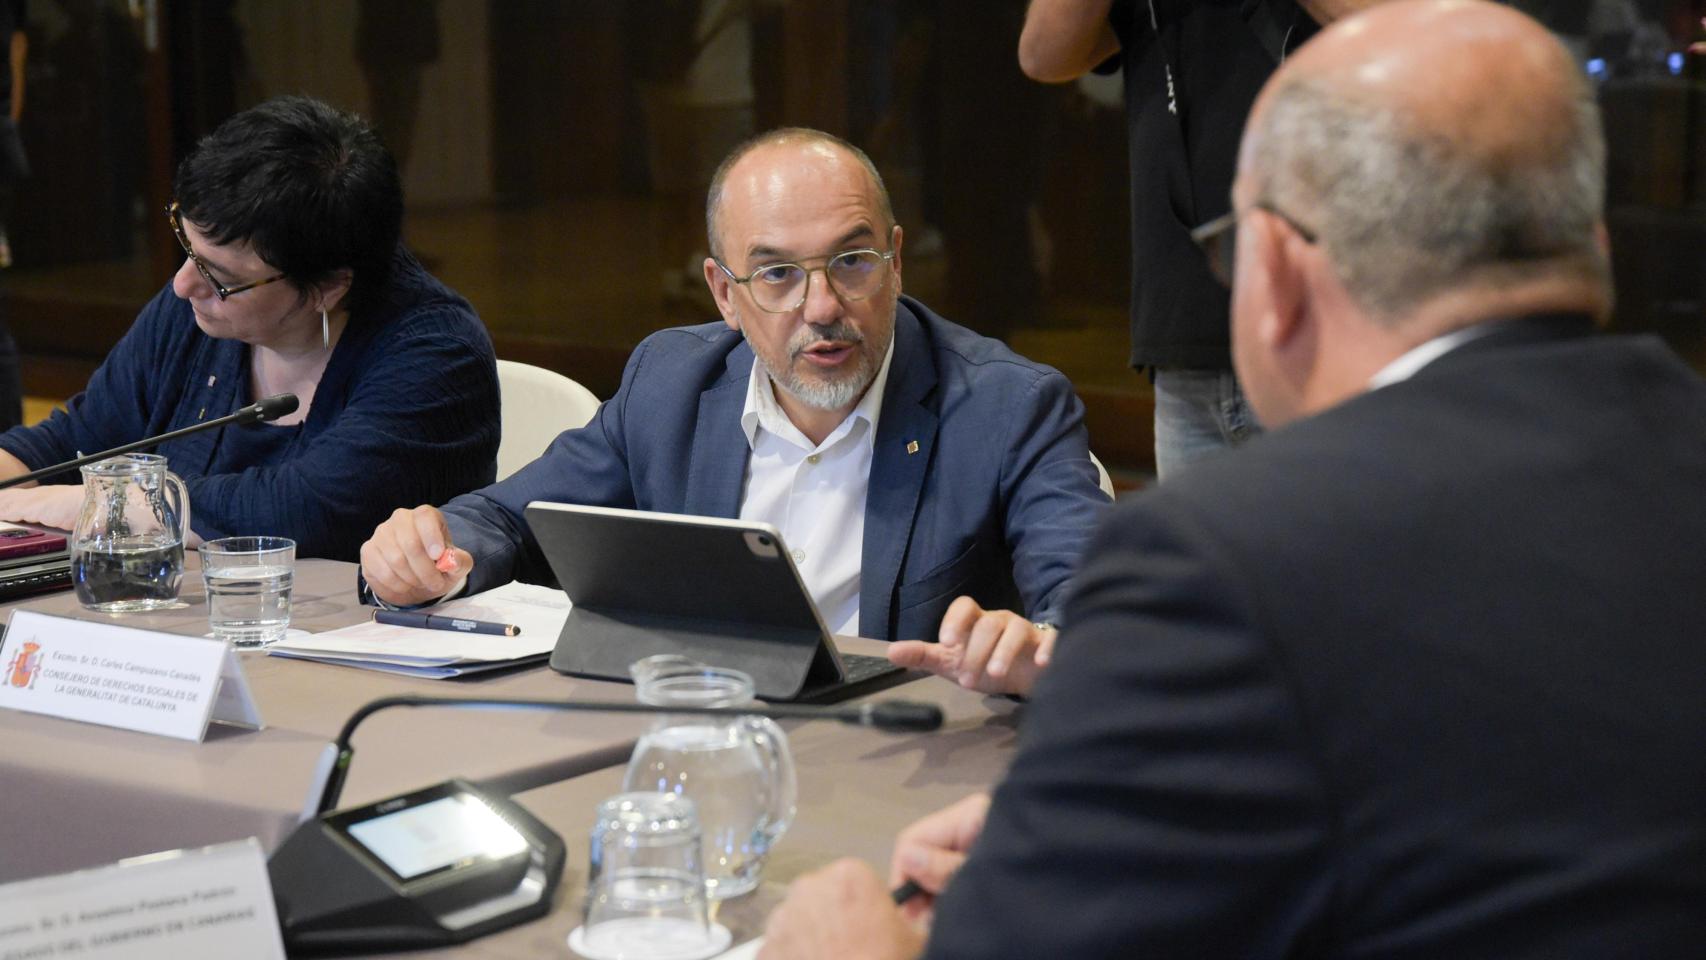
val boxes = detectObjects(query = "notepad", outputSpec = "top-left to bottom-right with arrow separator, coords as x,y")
266,582 -> 570,678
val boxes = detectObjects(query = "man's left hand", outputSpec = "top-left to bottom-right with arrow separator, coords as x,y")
758,859 -> 926,960
887,596 -> 1056,696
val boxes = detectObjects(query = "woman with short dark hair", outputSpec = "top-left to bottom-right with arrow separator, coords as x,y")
0,95 -> 499,561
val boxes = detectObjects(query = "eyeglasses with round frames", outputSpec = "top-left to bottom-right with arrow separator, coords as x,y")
715,244 -> 898,314
166,201 -> 287,301
1191,202 -> 1319,288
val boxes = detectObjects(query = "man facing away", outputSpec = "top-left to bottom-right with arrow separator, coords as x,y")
758,2 -> 1706,956
360,129 -> 1111,696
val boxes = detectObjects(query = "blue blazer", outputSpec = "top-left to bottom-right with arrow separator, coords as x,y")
443,297 -> 1110,640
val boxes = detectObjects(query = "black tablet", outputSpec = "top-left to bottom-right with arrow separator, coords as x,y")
525,502 -> 907,702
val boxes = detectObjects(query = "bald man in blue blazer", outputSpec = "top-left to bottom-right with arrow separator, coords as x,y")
361,129 -> 1110,694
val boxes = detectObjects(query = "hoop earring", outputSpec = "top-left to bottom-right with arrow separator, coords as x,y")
321,308 -> 330,349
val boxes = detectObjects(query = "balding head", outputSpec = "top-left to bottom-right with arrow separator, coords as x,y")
706,128 -> 896,261
1239,0 -> 1610,326
1275,0 -> 1582,142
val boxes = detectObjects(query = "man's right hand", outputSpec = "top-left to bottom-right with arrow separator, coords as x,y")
887,792 -> 992,924
359,505 -> 473,607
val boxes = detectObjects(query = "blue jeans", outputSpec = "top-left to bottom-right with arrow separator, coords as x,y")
1152,368 -> 1261,482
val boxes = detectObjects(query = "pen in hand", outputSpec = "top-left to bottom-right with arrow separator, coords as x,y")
891,879 -> 925,905
372,609 -> 520,637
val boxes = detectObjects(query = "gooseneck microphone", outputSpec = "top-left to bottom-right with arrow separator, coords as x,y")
306,694 -> 945,817
0,393 -> 299,490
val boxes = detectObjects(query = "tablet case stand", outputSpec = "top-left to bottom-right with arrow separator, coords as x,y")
549,607 -> 844,702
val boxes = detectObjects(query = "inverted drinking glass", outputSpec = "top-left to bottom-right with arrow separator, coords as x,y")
568,791 -> 731,960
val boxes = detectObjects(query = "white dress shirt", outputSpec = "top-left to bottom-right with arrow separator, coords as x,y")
1369,324 -> 1496,389
738,341 -> 896,636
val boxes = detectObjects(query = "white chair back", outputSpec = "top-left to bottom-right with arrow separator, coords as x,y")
495,359 -> 601,481
1090,451 -> 1116,499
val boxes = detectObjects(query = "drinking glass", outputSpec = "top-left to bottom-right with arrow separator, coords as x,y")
568,791 -> 731,960
199,536 -> 295,647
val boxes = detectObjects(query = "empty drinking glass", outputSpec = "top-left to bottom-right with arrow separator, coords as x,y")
568,791 -> 731,960
199,536 -> 295,647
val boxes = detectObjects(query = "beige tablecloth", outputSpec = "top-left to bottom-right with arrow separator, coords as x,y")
1,561 -> 1024,960
1,561 -> 656,881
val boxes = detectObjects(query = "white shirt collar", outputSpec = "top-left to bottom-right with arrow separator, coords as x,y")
1368,324 -> 1497,390
740,337 -> 896,452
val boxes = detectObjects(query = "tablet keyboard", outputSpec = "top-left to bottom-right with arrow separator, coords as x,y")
791,650 -> 911,704
841,652 -> 899,684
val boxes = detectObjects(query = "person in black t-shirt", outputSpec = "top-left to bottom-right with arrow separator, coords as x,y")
1020,0 -> 1317,480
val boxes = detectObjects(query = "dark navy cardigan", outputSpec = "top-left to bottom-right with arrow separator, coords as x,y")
0,247 -> 500,561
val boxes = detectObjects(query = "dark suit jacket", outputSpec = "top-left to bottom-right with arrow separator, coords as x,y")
442,297 -> 1110,640
928,315 -> 1706,957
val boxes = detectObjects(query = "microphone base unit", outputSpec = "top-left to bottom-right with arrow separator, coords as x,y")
268,778 -> 565,955
273,690 -> 944,951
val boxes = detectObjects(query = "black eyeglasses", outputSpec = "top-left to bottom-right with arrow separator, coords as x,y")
1190,202 -> 1319,288
166,202 -> 287,300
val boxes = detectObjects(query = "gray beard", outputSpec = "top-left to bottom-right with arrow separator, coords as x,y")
743,313 -> 888,412
774,358 -> 876,411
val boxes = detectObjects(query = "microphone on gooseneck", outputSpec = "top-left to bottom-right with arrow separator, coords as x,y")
0,394 -> 300,491
247,393 -> 302,422
303,694 -> 947,818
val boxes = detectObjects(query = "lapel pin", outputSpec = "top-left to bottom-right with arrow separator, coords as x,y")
906,440 -> 919,455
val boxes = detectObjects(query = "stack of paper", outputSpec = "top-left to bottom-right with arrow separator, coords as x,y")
267,582 -> 570,678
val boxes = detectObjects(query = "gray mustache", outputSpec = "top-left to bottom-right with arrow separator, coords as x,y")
789,322 -> 864,356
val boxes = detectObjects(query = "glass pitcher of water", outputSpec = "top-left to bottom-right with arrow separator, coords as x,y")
71,453 -> 190,613
622,655 -> 797,899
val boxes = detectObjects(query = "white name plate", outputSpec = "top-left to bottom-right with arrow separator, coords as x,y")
0,610 -> 262,741
0,837 -> 286,959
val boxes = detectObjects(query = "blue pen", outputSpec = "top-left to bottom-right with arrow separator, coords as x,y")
372,609 -> 520,637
